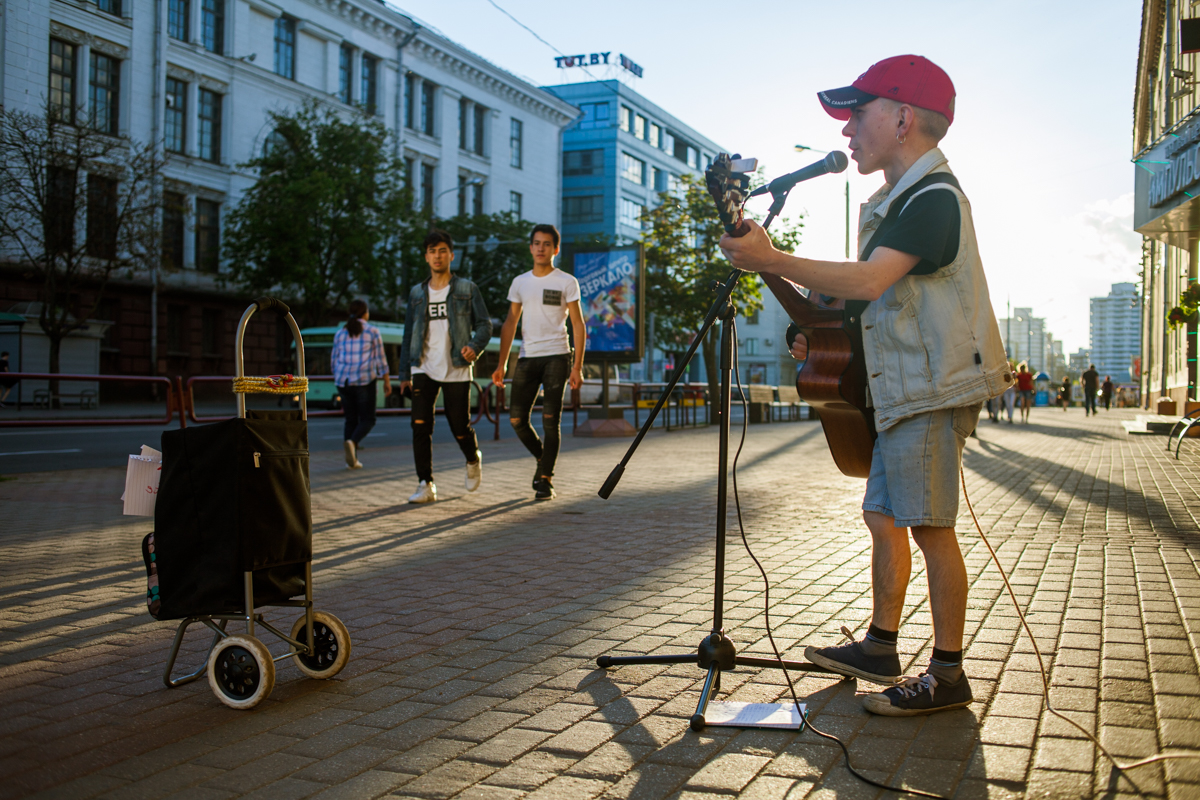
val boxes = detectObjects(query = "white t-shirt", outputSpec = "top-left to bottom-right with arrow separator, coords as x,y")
507,269 -> 580,357
412,284 -> 472,383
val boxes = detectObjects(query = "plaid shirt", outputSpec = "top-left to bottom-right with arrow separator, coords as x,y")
332,323 -> 388,387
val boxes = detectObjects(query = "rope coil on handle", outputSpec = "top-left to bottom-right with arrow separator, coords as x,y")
232,374 -> 309,395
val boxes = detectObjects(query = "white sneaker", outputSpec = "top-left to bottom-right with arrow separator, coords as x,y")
343,440 -> 362,469
408,480 -> 437,504
465,451 -> 482,492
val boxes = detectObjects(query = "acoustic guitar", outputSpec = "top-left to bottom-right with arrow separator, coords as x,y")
705,153 -> 875,478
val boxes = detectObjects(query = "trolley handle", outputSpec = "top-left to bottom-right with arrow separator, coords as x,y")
255,296 -> 291,315
235,296 -> 307,420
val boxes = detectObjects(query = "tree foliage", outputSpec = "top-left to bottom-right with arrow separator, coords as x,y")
222,102 -> 411,326
641,172 -> 803,407
430,212 -> 539,321
0,105 -> 165,381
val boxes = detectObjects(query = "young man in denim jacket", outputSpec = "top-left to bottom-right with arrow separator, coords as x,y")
399,229 -> 492,503
721,56 -> 1011,716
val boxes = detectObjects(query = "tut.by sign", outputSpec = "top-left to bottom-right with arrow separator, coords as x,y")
555,52 -> 644,78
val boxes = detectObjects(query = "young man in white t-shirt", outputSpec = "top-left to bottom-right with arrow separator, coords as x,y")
398,230 -> 493,503
491,224 -> 585,500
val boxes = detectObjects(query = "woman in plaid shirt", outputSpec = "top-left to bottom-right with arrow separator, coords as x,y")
332,299 -> 391,468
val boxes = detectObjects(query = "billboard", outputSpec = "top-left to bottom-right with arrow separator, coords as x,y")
573,246 -> 644,362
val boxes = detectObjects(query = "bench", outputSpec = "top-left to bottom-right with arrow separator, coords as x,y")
772,384 -> 811,422
33,389 -> 98,409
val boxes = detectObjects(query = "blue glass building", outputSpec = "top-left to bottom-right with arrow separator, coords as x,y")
543,81 -> 725,245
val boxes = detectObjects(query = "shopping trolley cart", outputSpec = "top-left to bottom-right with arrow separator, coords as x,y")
142,297 -> 350,709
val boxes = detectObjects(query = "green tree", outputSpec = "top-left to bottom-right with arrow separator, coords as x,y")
641,173 -> 802,411
430,212 -> 538,320
222,102 -> 411,326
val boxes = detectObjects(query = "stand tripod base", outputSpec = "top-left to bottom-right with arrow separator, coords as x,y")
596,633 -> 846,732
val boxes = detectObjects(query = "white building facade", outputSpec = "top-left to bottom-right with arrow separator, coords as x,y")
1089,282 -> 1141,384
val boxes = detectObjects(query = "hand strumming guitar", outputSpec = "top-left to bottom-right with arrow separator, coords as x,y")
718,219 -> 783,274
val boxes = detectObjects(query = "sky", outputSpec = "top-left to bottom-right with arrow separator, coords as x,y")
391,0 -> 1144,354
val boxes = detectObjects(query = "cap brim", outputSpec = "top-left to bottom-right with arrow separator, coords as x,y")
817,86 -> 877,120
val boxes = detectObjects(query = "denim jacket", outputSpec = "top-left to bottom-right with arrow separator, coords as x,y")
398,275 -> 492,381
857,148 -> 1012,431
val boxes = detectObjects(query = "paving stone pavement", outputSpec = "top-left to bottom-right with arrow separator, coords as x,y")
1,407 -> 1200,800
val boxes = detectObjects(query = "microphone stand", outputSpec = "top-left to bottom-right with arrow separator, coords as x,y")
596,187 -> 841,732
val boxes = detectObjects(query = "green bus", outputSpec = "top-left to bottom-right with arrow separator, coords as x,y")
297,322 -> 518,409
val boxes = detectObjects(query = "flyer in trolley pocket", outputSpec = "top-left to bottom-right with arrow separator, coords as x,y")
122,445 -> 162,516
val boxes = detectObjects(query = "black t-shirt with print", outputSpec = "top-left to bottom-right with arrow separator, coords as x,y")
874,188 -> 961,275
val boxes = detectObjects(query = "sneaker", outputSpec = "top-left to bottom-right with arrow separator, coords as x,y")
408,481 -> 437,504
805,640 -> 902,685
862,672 -> 973,716
343,440 -> 362,469
465,451 -> 482,492
534,477 -> 555,501
532,467 -> 541,491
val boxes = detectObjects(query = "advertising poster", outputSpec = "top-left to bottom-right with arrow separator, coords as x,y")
574,246 -> 644,362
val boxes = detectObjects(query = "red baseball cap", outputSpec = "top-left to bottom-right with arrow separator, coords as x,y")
818,55 -> 955,124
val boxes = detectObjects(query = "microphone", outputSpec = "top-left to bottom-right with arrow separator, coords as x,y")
749,151 -> 849,198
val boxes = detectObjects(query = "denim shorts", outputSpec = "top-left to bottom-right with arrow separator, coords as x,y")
862,403 -> 982,528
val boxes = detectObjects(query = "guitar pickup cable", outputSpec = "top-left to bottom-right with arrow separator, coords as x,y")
726,318 -> 1200,798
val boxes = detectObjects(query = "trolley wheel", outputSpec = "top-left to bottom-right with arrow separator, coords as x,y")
207,635 -> 275,710
290,611 -> 351,679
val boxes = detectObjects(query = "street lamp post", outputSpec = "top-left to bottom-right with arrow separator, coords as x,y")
432,177 -> 484,218
795,144 -> 850,259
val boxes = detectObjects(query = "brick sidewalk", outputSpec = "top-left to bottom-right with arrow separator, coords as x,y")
1,407 -> 1199,799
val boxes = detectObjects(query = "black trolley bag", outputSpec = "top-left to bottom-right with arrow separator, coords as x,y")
147,298 -> 351,709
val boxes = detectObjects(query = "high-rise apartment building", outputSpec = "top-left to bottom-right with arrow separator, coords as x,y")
1089,282 -> 1141,384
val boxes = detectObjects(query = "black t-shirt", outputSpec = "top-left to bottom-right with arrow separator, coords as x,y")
874,189 -> 961,275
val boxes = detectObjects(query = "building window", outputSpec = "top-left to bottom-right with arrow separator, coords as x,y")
89,54 -> 120,135
274,17 -> 295,80
49,39 -> 76,125
745,309 -> 760,325
164,79 -> 186,153
576,101 -> 610,130
167,304 -> 188,356
195,199 -> 220,273
96,0 -> 122,16
263,128 -> 287,157
338,44 -> 353,104
459,97 -> 469,150
686,145 -> 699,169
472,182 -> 484,216
404,156 -> 415,207
619,197 -> 645,229
473,105 -> 486,155
621,152 -> 645,185
457,175 -> 467,216
201,309 -> 222,357
86,175 -> 118,260
510,191 -> 522,218
563,195 -> 603,224
46,167 -> 76,254
745,338 -> 759,356
619,105 -> 633,132
168,0 -> 189,40
420,82 -> 435,136
510,118 -> 523,169
405,74 -> 415,129
653,167 -> 666,193
420,163 -> 435,211
648,122 -> 661,149
668,173 -> 682,194
634,114 -> 646,140
564,149 -> 602,176
201,0 -> 224,54
198,89 -> 221,163
361,55 -> 378,115
163,191 -> 186,269
662,129 -> 675,154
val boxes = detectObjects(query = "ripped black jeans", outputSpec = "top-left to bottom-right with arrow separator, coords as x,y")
410,373 -> 479,483
507,353 -> 570,479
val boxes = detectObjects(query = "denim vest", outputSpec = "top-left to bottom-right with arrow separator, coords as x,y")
398,275 -> 493,381
858,148 -> 1012,431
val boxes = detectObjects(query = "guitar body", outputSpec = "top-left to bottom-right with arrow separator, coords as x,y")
761,274 -> 876,479
704,152 -> 875,478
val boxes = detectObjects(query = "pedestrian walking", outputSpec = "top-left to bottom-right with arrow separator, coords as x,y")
492,224 -> 585,501
331,300 -> 391,469
1102,376 -> 1114,411
1058,376 -> 1071,411
1000,378 -> 1016,423
398,229 -> 492,504
1082,363 -> 1099,416
720,55 -> 1012,716
1016,362 -> 1034,423
0,351 -> 16,408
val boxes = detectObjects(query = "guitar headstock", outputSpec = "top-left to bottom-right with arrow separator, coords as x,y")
705,153 -> 757,237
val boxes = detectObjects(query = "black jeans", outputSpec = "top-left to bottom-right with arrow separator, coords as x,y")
339,383 -> 377,444
1084,388 -> 1097,415
508,353 -> 570,478
411,373 -> 479,483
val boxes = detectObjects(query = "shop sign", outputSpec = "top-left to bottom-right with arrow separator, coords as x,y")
1148,115 -> 1200,207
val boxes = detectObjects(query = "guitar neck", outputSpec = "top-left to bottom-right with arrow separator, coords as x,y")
759,273 -> 844,328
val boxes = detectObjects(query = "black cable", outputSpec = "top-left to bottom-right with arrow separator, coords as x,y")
728,318 -> 948,800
